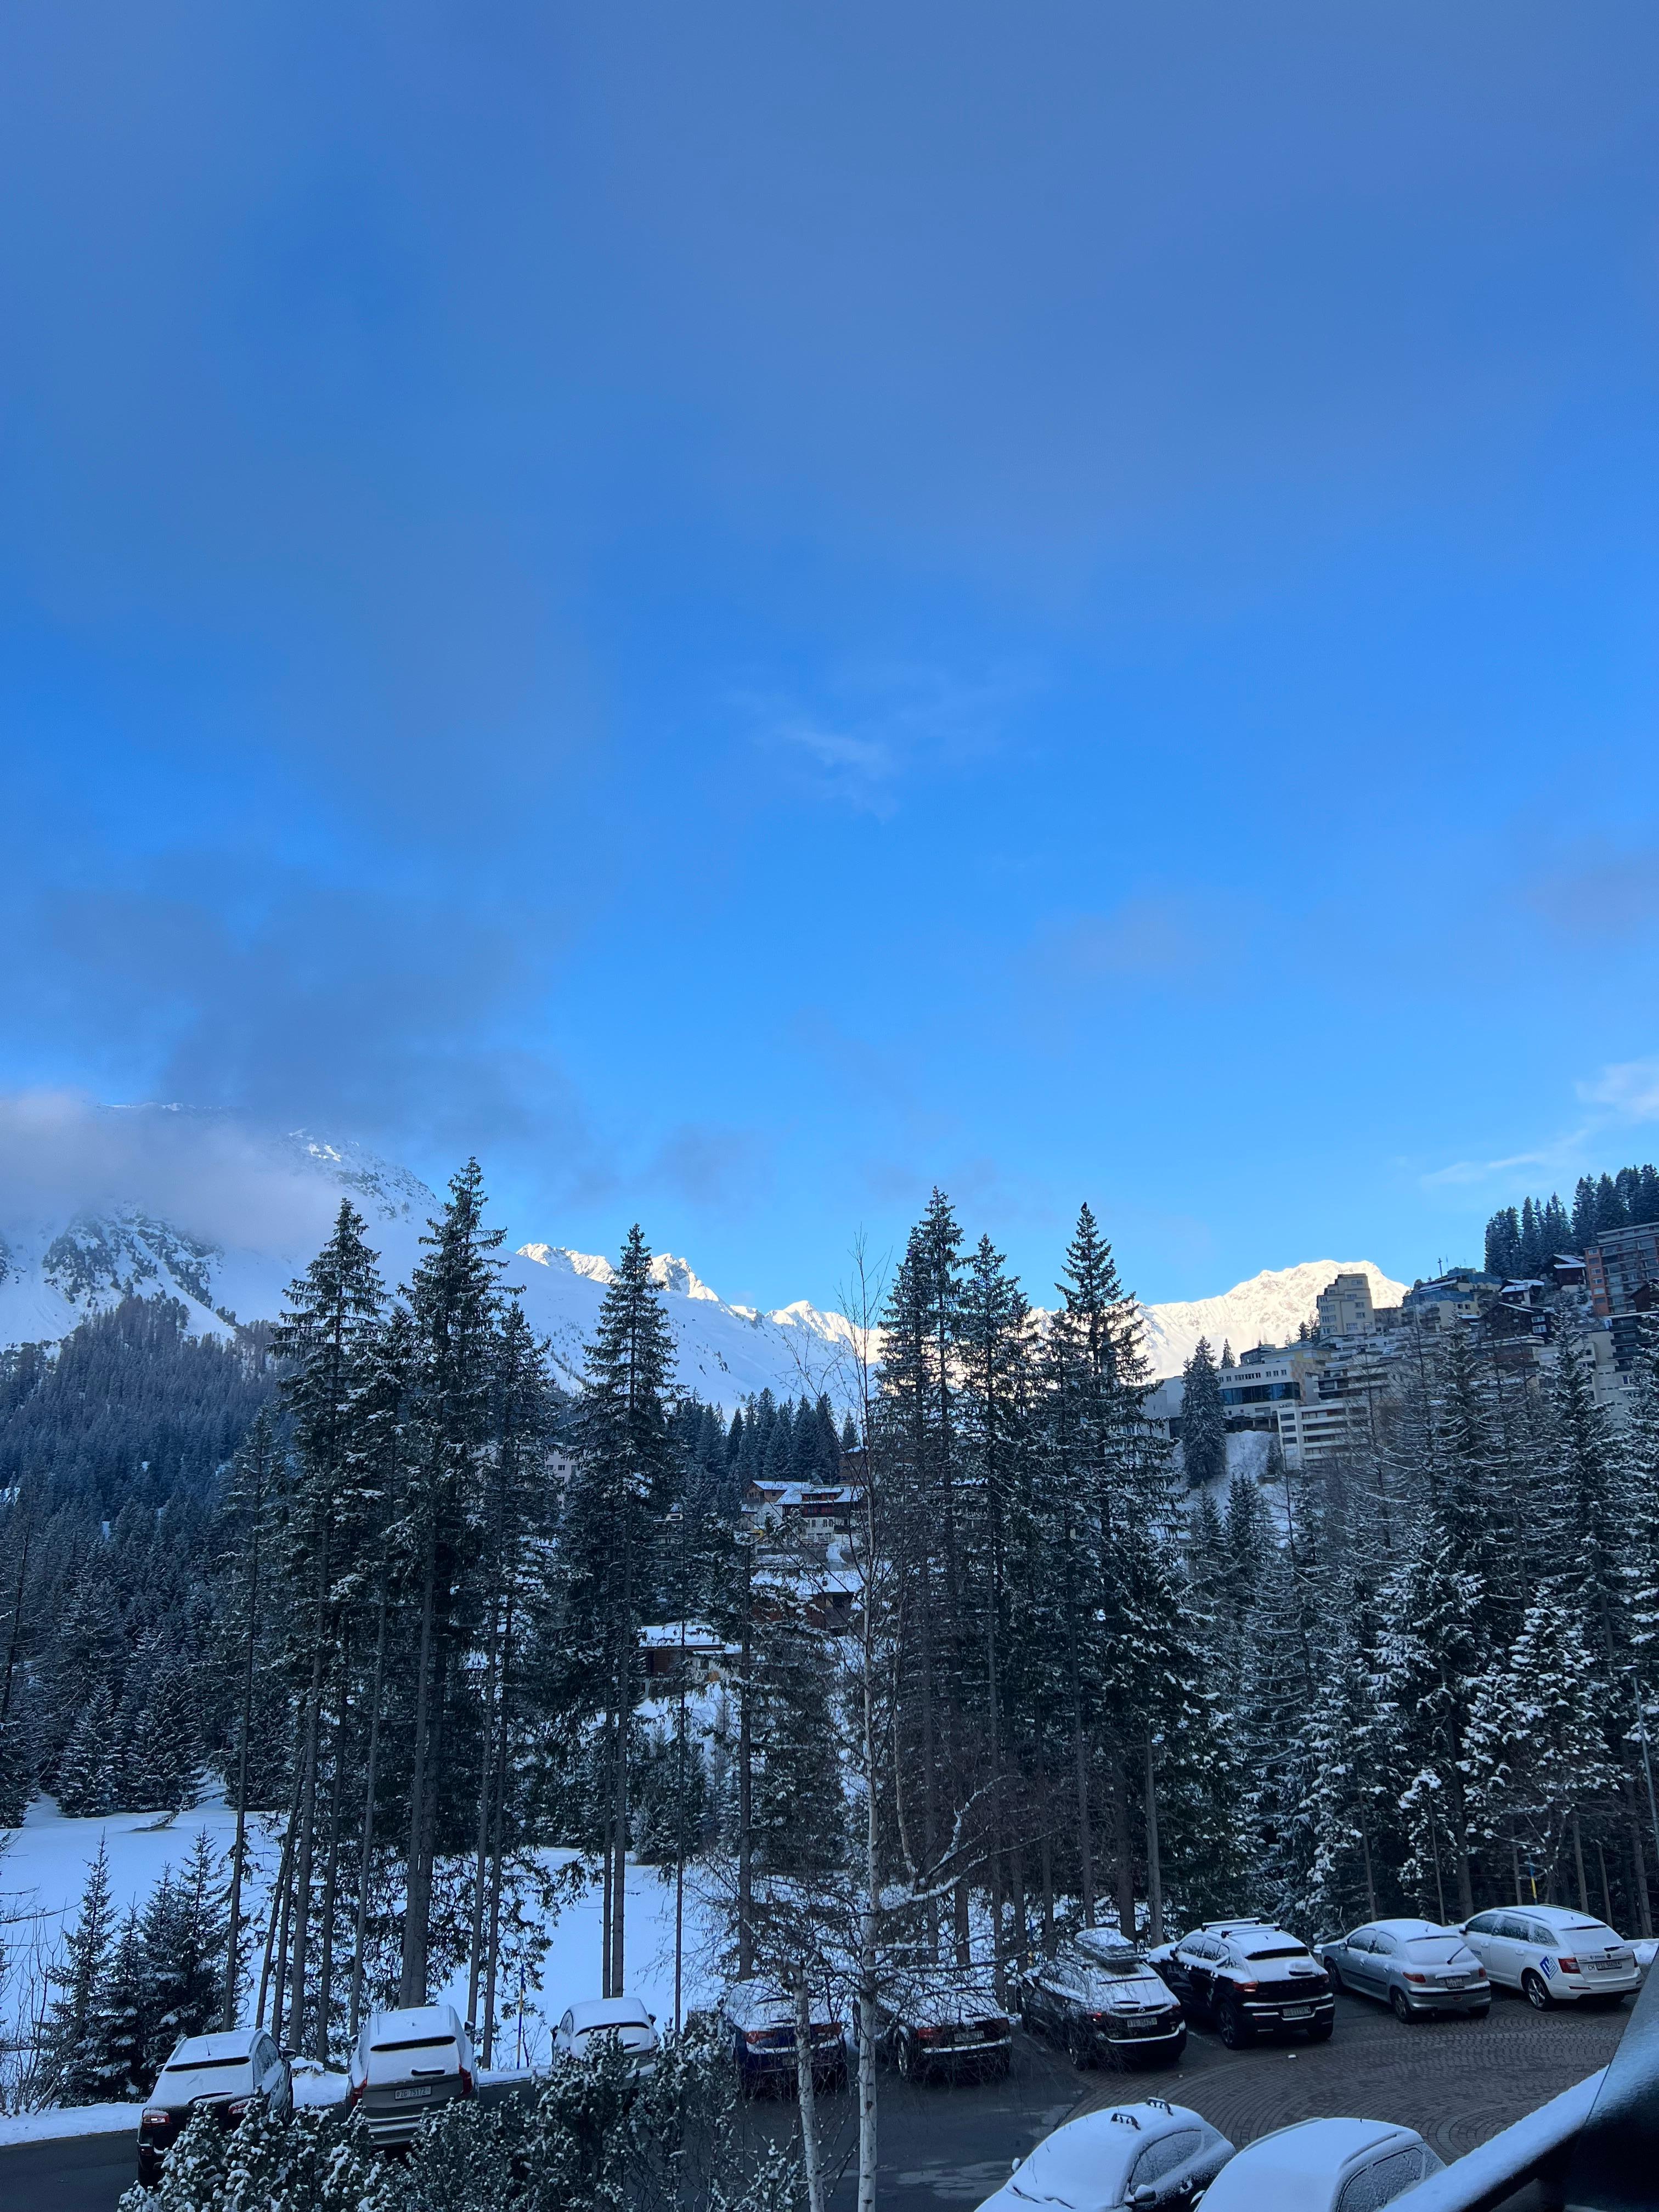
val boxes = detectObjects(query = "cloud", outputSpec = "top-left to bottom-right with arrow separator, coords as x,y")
0,1091 -> 341,1250
1578,1057 -> 1659,1122
750,661 -> 1032,815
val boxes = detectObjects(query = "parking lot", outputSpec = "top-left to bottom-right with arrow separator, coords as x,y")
3,1982 -> 1634,2212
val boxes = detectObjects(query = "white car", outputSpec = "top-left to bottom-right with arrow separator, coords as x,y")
138,2029 -> 292,2185
553,1995 -> 661,2074
974,2099 -> 1233,2212
1196,2118 -> 1442,2212
1458,1906 -> 1641,2008
347,2002 -> 476,2147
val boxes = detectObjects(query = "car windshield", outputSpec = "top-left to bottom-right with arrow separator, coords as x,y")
1404,1938 -> 1472,1963
1561,1920 -> 1616,1939
1009,2136 -> 1118,2210
373,2035 -> 455,2053
1243,1944 -> 1308,1961
1087,1955 -> 1143,1977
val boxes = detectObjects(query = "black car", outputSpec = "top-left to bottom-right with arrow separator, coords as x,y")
1018,1938 -> 1186,2068
876,1971 -> 1014,2081
1152,1920 -> 1334,2048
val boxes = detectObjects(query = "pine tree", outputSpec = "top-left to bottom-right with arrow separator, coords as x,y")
142,1833 -> 230,2078
55,1680 -> 117,1818
41,1838 -> 117,2104
94,1905 -> 150,2100
1180,1339 -> 1227,1491
398,1161 -> 506,2007
563,1223 -> 678,1997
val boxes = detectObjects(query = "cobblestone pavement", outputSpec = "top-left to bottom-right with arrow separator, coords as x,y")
1075,1984 -> 1632,2163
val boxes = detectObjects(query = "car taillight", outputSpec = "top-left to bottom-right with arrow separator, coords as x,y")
1234,1980 -> 1259,1994
1404,1972 -> 1428,1985
1474,1967 -> 1487,1978
1559,1957 -> 1578,1974
224,2098 -> 251,2119
348,2082 -> 363,2105
460,2067 -> 475,2095
917,2027 -> 946,2044
142,2110 -> 169,2129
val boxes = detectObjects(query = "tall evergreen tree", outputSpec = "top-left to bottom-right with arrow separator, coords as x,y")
41,1839 -> 117,2104
562,1224 -> 678,1997
1180,1339 -> 1228,1491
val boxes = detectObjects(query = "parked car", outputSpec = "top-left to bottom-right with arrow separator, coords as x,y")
553,1995 -> 661,2074
1458,1905 -> 1642,2007
722,1982 -> 848,2095
1150,1919 -> 1334,2047
347,2002 -> 476,2148
973,2099 -> 1233,2212
138,2028 -> 292,2186
1019,1936 -> 1185,2068
1317,1918 -> 1489,2021
1195,2117 -> 1441,2212
876,1970 -> 1014,2081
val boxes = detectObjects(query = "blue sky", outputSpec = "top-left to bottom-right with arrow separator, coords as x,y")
4,2 -> 1659,1312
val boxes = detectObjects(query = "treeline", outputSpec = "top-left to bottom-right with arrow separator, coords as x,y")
1485,1160 -> 1659,1277
13,1164 -> 1659,2148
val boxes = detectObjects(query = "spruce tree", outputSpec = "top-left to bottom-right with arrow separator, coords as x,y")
562,1224 -> 678,1997
41,1839 -> 117,2104
1180,1339 -> 1227,1491
398,1161 -> 506,2006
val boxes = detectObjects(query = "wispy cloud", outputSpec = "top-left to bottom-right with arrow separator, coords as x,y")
1578,1056 -> 1659,1121
748,661 -> 1035,816
1421,1053 -> 1659,1192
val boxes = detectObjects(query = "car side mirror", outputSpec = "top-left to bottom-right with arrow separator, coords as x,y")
1131,2190 -> 1158,2209
280,2048 -> 296,2062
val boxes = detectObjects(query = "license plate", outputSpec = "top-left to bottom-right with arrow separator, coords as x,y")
392,2087 -> 432,2102
1283,2005 -> 1313,2020
1444,1977 -> 1468,1989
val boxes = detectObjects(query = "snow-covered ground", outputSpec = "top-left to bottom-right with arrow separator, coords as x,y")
1,1794 -> 724,2131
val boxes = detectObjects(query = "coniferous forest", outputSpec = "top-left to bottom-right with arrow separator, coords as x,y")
6,1164 -> 1659,2197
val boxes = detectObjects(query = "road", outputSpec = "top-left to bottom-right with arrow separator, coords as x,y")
2,1985 -> 1633,2211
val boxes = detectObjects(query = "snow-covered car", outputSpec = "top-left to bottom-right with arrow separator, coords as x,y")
875,1970 -> 1013,2081
138,2028 -> 292,2185
1019,1936 -> 1185,2068
1317,1918 -> 1489,2021
1195,2117 -> 1442,2212
722,1982 -> 848,2095
1458,1905 -> 1641,2007
553,1995 -> 661,2074
1150,1919 -> 1333,2046
974,2099 -> 1233,2212
347,2002 -> 476,2147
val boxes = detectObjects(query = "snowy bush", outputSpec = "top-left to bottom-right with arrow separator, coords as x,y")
117,2027 -> 804,2212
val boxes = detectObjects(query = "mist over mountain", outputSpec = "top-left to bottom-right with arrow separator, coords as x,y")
0,1098 -> 1404,1401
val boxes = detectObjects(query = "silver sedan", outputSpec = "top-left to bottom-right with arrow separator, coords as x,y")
1316,1918 -> 1489,2021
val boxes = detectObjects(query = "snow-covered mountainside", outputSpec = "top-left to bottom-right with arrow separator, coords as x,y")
1137,1259 -> 1409,1378
0,1107 -> 1404,1402
0,1119 -> 857,1410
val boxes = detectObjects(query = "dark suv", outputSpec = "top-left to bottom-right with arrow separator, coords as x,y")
1152,1920 -> 1334,2048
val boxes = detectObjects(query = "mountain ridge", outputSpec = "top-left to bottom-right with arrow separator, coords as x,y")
0,1112 -> 1407,1402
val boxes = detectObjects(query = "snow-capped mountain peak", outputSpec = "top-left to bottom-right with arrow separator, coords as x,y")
1137,1258 -> 1409,1378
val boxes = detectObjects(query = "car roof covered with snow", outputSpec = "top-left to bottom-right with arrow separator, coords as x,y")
568,1996 -> 653,2031
366,2002 -> 462,2045
882,1970 -> 1009,2027
723,1982 -> 842,2029
999,2104 -> 1216,2209
1199,2118 -> 1432,2210
163,2031 -> 264,2067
